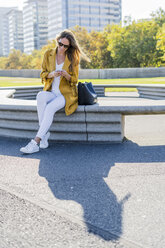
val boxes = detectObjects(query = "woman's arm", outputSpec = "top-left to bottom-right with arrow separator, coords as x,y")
40,50 -> 61,82
40,51 -> 50,83
69,64 -> 79,87
61,70 -> 71,81
61,64 -> 79,85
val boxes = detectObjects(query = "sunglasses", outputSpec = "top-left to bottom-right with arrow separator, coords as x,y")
58,41 -> 70,49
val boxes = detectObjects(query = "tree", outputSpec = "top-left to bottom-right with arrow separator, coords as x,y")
107,24 -> 130,67
1,15 -> 165,70
123,15 -> 132,26
72,26 -> 91,68
151,8 -> 165,27
5,49 -> 22,69
31,50 -> 42,69
0,57 -> 8,69
156,23 -> 165,65
72,26 -> 113,69
19,53 -> 33,69
107,21 -> 163,67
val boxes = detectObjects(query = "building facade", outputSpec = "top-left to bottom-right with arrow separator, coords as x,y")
0,7 -> 23,56
7,9 -> 24,53
0,7 -> 15,56
0,0 -> 122,56
48,0 -> 122,40
23,0 -> 48,54
2,14 -> 10,56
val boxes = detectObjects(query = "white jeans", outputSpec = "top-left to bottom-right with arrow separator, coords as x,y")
36,91 -> 65,139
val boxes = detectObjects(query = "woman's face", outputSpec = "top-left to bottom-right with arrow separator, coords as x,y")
58,37 -> 70,53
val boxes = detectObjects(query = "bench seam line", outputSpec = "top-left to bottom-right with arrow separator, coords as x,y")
84,106 -> 88,142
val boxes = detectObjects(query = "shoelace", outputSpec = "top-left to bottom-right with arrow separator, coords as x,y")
26,141 -> 35,150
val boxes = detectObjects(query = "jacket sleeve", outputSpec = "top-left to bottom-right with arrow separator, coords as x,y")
70,64 -> 79,87
40,50 -> 50,84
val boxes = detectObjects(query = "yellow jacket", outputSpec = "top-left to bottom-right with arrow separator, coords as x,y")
40,48 -> 79,116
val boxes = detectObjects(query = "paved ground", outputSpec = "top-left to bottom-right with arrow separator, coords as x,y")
0,96 -> 165,248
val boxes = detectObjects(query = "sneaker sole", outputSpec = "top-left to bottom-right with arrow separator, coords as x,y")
20,148 -> 39,154
40,144 -> 49,149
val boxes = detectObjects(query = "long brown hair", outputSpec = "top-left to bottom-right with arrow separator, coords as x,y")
56,29 -> 89,71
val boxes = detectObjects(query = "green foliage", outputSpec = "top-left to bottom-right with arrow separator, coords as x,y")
0,57 -> 8,69
5,49 -> 22,69
151,8 -> 165,27
156,23 -> 165,65
72,26 -> 113,69
0,50 -> 34,69
107,21 -> 164,68
0,8 -> 165,69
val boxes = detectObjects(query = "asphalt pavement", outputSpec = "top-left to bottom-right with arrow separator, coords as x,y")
0,112 -> 165,248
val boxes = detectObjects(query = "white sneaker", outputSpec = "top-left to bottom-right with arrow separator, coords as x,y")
20,139 -> 39,154
40,132 -> 50,149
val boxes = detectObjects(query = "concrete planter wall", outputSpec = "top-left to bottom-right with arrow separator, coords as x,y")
2,84 -> 165,100
0,67 -> 165,79
1,89 -> 165,143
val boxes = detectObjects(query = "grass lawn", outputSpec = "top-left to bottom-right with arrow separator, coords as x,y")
85,77 -> 165,91
0,76 -> 165,92
0,77 -> 41,87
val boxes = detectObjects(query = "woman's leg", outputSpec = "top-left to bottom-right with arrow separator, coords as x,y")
36,94 -> 65,140
36,91 -> 56,126
20,94 -> 65,154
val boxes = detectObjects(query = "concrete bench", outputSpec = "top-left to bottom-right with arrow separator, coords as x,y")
91,84 -> 165,99
98,84 -> 165,99
1,89 -> 165,143
1,84 -> 165,99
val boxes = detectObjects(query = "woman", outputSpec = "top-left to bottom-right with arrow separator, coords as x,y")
20,30 -> 83,154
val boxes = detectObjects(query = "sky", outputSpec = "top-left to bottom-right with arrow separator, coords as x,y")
0,0 -> 165,22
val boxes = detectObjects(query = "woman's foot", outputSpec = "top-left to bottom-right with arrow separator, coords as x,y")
20,139 -> 39,154
40,132 -> 50,149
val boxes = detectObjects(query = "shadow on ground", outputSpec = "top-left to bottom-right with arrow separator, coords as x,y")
0,137 -> 165,241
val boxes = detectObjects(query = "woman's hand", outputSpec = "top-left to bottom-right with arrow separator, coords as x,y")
61,70 -> 71,81
47,71 -> 61,78
47,70 -> 71,81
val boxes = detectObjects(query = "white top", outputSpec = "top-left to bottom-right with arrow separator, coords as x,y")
51,60 -> 64,95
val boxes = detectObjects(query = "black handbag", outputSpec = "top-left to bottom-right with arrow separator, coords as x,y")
78,82 -> 97,105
